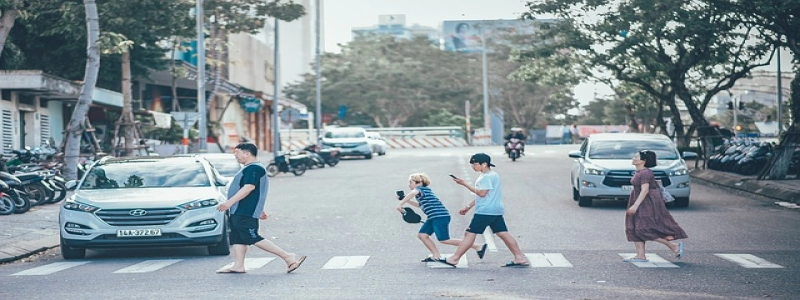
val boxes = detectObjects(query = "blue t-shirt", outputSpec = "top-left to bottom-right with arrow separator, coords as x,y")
474,170 -> 504,215
228,162 -> 269,219
415,186 -> 450,219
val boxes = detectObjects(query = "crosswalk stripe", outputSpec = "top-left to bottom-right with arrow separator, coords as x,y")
619,253 -> 678,268
113,259 -> 183,273
11,262 -> 90,276
525,253 -> 573,267
427,254 -> 468,268
714,254 -> 784,268
220,257 -> 276,271
322,256 -> 369,269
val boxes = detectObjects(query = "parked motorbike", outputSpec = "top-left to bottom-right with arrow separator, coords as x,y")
266,153 -> 308,177
0,172 -> 31,214
301,145 -> 327,169
0,180 -> 15,215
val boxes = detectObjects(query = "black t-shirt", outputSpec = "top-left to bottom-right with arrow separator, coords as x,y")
231,164 -> 268,218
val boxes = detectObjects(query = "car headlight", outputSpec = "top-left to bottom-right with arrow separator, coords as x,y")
584,168 -> 605,175
63,200 -> 100,213
178,199 -> 220,210
670,168 -> 689,176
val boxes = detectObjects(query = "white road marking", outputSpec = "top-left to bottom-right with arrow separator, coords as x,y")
714,254 -> 784,268
525,253 -> 574,267
619,253 -> 679,268
220,257 -> 276,271
113,259 -> 183,273
483,228 -> 498,252
427,254 -> 468,269
322,256 -> 369,269
12,262 -> 90,276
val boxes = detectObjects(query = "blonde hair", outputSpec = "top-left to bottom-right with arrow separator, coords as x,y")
408,173 -> 431,187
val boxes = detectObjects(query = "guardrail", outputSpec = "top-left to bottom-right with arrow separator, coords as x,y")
279,126 -> 465,141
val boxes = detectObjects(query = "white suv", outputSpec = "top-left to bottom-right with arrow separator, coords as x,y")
569,133 -> 697,208
321,127 -> 373,159
60,156 -> 230,259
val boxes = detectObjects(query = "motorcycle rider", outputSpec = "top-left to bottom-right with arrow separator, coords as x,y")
504,127 -> 526,156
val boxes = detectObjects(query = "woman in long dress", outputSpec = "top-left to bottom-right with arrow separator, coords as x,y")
624,150 -> 688,262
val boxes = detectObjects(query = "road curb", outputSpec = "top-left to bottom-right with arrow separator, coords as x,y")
0,235 -> 59,263
690,169 -> 800,204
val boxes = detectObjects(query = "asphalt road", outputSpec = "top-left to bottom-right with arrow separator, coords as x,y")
1,145 -> 799,300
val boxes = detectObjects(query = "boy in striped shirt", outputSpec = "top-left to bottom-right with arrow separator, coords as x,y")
397,173 -> 488,263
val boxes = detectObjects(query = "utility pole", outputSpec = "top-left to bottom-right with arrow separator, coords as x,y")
480,21 -> 490,142
196,0 -> 207,152
272,18 -> 281,158
777,48 -> 783,135
314,0 -> 322,144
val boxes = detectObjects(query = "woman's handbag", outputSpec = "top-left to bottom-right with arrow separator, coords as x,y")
657,180 -> 675,203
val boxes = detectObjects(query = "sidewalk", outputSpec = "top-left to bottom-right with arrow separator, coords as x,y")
690,169 -> 800,204
2,169 -> 798,264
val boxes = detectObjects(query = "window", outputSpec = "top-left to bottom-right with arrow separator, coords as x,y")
18,94 -> 35,106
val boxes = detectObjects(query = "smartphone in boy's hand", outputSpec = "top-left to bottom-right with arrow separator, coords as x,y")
449,174 -> 458,179
396,190 -> 405,200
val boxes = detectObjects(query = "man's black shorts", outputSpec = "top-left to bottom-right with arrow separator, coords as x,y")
466,214 -> 508,234
228,214 -> 264,245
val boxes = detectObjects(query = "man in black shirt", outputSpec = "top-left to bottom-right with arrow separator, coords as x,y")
216,143 -> 306,274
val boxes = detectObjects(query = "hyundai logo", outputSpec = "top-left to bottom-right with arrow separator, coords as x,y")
129,209 -> 147,216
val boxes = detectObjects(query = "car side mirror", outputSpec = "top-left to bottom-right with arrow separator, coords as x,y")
682,151 -> 698,160
65,180 -> 78,191
568,150 -> 583,158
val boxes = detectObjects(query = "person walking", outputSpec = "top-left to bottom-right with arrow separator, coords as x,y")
442,153 -> 530,268
396,173 -> 488,263
216,142 -> 306,274
624,150 -> 687,262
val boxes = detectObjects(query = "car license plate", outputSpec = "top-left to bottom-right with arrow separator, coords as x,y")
621,185 -> 633,191
117,229 -> 162,237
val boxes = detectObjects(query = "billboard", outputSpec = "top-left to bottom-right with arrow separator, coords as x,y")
441,19 -> 545,53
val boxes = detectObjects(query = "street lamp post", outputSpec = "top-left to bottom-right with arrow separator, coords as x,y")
196,0 -> 207,152
480,21 -> 490,141
314,0 -> 322,144
272,18 -> 281,159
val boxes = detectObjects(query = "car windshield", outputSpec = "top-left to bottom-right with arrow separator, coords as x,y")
203,157 -> 241,177
588,140 -> 680,160
326,131 -> 365,138
80,159 -> 211,189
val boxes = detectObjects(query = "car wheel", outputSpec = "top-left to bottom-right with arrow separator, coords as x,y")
207,223 -> 230,256
379,150 -> 386,156
673,197 -> 690,208
578,196 -> 593,207
365,154 -> 373,159
60,237 -> 86,259
572,187 -> 579,201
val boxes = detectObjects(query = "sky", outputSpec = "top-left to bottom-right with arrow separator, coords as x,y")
321,0 -> 609,106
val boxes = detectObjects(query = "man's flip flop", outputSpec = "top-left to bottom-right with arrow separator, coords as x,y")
287,256 -> 307,273
622,258 -> 649,263
421,257 -> 440,262
216,269 -> 246,274
501,261 -> 530,268
476,244 -> 488,259
437,259 -> 457,268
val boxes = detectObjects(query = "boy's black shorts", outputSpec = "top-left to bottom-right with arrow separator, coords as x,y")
466,214 -> 508,234
228,214 -> 264,245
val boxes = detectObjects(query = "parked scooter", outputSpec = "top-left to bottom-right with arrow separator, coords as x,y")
301,145 -> 327,169
0,180 -> 15,215
266,152 -> 307,177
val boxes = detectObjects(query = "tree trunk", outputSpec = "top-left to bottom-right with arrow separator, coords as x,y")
758,70 -> 800,180
0,0 -> 21,59
170,40 -> 181,111
64,0 -> 100,181
115,51 -> 135,157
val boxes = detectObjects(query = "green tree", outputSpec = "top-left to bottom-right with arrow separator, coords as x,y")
709,0 -> 800,179
525,0 -> 773,146
285,36 -> 482,127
